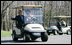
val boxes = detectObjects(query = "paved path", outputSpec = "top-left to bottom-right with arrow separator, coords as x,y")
1,35 -> 71,44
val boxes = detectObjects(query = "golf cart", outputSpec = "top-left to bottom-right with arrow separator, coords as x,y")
47,16 -> 71,35
11,5 -> 48,42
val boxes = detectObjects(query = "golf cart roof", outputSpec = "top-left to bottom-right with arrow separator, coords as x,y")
53,16 -> 71,18
13,5 -> 42,9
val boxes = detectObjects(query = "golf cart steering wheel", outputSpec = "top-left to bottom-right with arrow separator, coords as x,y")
31,17 -> 37,23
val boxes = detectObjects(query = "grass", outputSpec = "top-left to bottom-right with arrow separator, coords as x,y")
1,30 -> 67,37
1,30 -> 54,37
1,30 -> 12,37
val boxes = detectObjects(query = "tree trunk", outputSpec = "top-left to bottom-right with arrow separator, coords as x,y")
49,1 -> 53,27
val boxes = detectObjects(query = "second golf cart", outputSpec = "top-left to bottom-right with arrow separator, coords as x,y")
47,16 -> 71,35
11,5 -> 48,42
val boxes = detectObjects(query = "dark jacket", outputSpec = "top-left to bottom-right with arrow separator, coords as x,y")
56,21 -> 62,30
56,21 -> 61,27
11,15 -> 24,28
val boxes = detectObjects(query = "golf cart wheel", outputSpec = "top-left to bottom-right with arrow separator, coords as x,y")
59,33 -> 63,35
12,35 -> 18,41
48,32 -> 50,35
47,31 -> 50,35
23,34 -> 30,41
12,31 -> 18,41
67,30 -> 71,35
41,32 -> 48,42
53,30 -> 58,35
58,31 -> 63,35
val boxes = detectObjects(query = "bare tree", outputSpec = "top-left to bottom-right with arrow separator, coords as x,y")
1,1 -> 71,31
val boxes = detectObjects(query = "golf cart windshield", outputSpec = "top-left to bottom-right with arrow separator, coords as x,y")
23,8 -> 43,24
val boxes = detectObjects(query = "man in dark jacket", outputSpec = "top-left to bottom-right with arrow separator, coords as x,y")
56,19 -> 62,31
11,10 -> 24,29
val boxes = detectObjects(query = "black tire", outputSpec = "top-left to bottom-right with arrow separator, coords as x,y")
59,33 -> 63,35
23,34 -> 30,41
12,31 -> 18,41
47,31 -> 50,35
48,32 -> 50,35
53,30 -> 58,35
41,32 -> 48,42
58,31 -> 63,35
67,30 -> 71,35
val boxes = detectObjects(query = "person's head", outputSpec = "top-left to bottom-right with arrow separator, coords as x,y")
60,19 -> 64,21
18,10 -> 22,15
57,18 -> 60,22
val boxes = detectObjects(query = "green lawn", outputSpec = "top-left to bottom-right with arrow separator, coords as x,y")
1,30 -> 54,37
1,30 -> 12,37
1,30 -> 66,37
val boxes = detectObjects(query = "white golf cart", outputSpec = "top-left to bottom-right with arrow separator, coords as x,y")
47,16 -> 71,35
11,5 -> 48,42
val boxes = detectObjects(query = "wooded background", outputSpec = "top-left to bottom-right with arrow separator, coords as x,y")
1,1 -> 71,31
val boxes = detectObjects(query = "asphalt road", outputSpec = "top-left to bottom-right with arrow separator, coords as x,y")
1,35 -> 71,44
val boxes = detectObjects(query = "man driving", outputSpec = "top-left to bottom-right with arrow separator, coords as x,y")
11,10 -> 24,29
56,18 -> 67,31
56,19 -> 62,31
